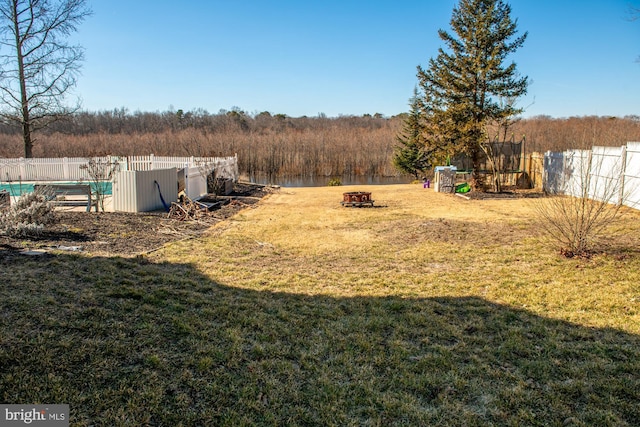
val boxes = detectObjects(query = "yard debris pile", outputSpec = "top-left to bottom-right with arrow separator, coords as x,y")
0,182 -> 276,257
167,182 -> 277,221
167,195 -> 228,221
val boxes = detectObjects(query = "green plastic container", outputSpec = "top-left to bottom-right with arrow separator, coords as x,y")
455,182 -> 470,193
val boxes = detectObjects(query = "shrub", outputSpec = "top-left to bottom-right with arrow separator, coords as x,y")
534,150 -> 624,257
327,177 -> 342,186
80,157 -> 120,212
0,189 -> 57,237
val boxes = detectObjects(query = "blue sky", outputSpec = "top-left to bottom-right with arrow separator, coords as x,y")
73,0 -> 640,118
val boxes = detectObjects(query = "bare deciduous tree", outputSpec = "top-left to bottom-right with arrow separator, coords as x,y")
0,0 -> 90,158
481,98 -> 523,192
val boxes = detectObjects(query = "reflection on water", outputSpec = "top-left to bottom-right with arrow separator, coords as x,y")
249,175 -> 412,188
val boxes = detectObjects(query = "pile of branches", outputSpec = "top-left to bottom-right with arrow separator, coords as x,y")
167,196 -> 210,221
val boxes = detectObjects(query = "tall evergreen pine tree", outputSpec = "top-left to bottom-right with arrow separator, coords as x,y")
393,87 -> 432,179
417,0 -> 528,189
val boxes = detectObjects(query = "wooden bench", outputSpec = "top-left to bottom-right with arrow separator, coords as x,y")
33,184 -> 93,212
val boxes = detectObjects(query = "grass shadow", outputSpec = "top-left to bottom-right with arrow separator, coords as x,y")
1,253 -> 639,426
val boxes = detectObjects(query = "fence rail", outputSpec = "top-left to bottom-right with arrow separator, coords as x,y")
0,154 -> 239,182
543,142 -> 640,210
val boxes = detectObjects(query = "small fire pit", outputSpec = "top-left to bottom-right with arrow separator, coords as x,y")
341,191 -> 374,207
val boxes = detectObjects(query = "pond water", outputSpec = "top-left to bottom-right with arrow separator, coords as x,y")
249,175 -> 412,187
0,176 -> 409,197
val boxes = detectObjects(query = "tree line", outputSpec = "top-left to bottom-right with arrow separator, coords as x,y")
0,109 -> 639,180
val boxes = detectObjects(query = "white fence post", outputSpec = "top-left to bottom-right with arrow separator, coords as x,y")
623,142 -> 640,209
184,162 -> 190,196
619,145 -> 627,206
19,158 -> 25,181
63,157 -> 69,180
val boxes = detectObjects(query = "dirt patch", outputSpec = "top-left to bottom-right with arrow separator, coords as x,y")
375,216 -> 539,249
0,183 -> 275,257
462,189 -> 544,200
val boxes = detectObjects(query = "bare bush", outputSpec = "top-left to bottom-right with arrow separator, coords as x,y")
80,157 -> 120,212
534,149 -> 626,257
193,160 -> 224,197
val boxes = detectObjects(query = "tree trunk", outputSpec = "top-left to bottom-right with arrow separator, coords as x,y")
470,146 -> 483,190
22,119 -> 32,158
12,0 -> 32,158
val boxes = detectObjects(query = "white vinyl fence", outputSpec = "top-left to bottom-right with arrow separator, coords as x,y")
544,142 -> 640,210
0,154 -> 238,182
0,156 -> 111,182
184,166 -> 208,199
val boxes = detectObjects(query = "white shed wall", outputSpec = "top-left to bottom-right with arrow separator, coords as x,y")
113,168 -> 178,213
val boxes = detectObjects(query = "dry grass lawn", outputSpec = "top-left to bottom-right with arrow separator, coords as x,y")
2,184 -> 640,426
160,185 -> 640,331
